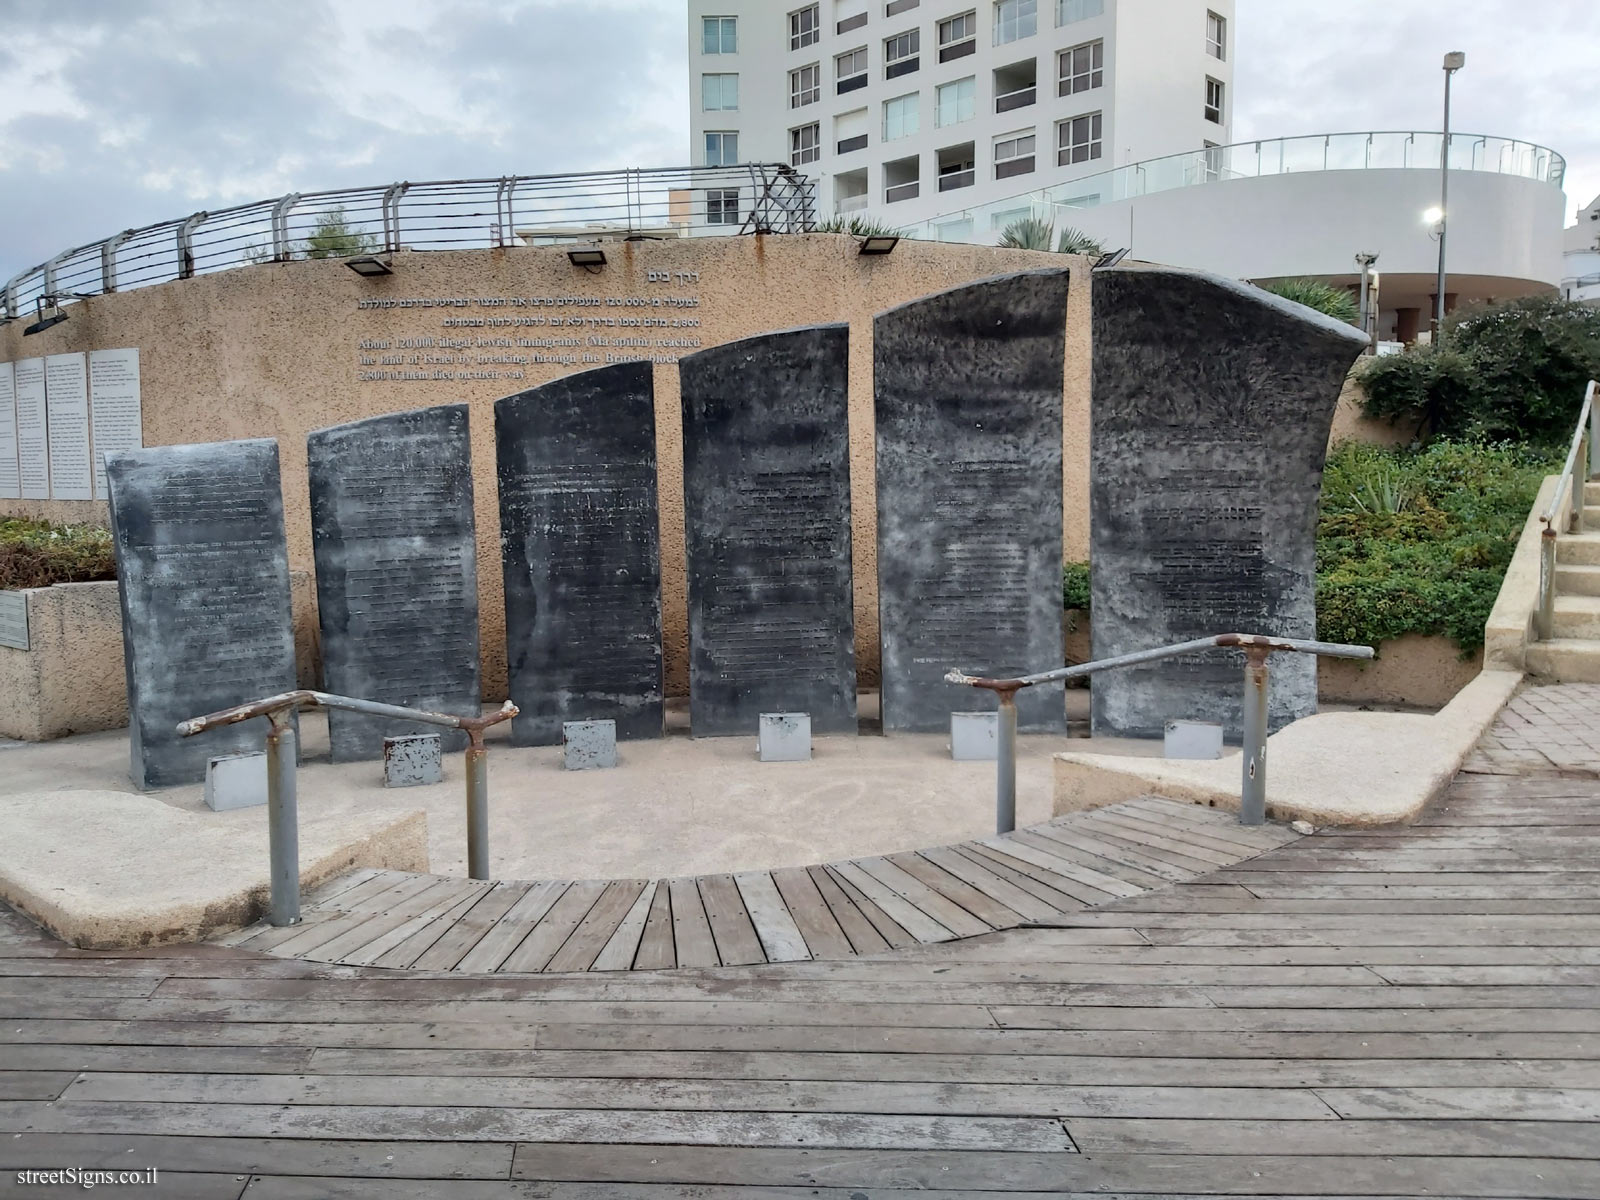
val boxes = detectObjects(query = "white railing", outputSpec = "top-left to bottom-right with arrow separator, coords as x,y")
1,164 -> 816,325
1537,381 -> 1600,640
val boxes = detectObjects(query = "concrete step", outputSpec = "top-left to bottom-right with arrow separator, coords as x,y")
1556,564 -> 1600,597
1553,596 -> 1600,640
1587,507 -> 1600,528
1556,533 -> 1600,566
1526,638 -> 1600,683
1585,481 -> 1600,506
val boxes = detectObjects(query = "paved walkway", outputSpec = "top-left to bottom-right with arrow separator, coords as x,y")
226,798 -> 1297,972
1,684 -> 1598,1196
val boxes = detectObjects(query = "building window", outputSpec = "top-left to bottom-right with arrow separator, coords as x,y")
838,10 -> 868,33
938,10 -> 977,61
790,123 -> 821,165
706,189 -> 741,225
885,0 -> 919,14
1057,39 -> 1103,95
937,217 -> 974,242
1056,0 -> 1103,24
1203,140 -> 1222,180
836,108 -> 870,154
702,16 -> 737,54
1205,77 -> 1224,123
883,92 -> 920,140
791,63 -> 821,107
884,29 -> 920,78
704,131 -> 739,167
1057,111 -> 1102,164
790,5 -> 820,50
836,46 -> 869,93
994,130 -> 1036,178
1206,10 -> 1226,60
701,73 -> 739,111
994,0 -> 1036,45
936,77 -> 976,127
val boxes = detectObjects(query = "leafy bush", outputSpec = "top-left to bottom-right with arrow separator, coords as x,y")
1062,562 -> 1091,610
1259,278 -> 1358,324
1316,440 -> 1553,652
1360,295 -> 1600,445
812,215 -> 904,238
998,216 -> 1054,251
302,206 -> 379,260
1056,226 -> 1103,256
0,518 -> 117,591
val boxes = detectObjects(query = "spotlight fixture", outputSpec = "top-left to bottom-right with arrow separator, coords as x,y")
566,246 -> 608,268
344,255 -> 393,277
1093,247 -> 1130,270
857,235 -> 899,256
22,297 -> 67,336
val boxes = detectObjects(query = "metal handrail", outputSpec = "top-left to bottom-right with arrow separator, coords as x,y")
178,691 -> 518,927
1537,380 -> 1600,640
947,632 -> 1375,833
0,163 -> 816,323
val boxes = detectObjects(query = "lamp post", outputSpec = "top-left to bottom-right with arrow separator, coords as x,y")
1434,51 -> 1466,341
1355,252 -> 1379,351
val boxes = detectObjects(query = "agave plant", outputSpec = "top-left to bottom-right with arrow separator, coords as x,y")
1259,277 -> 1359,324
998,216 -> 1055,251
812,215 -> 904,238
1055,226 -> 1103,256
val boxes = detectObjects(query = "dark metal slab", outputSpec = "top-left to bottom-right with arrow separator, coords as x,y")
1090,266 -> 1370,740
106,439 -> 298,790
307,404 -> 481,761
874,269 -> 1070,734
679,325 -> 857,738
496,362 -> 663,746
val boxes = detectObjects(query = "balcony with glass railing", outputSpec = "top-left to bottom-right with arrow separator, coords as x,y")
898,130 -> 1566,242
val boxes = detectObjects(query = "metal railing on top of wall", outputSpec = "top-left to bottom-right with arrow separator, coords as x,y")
1537,381 -> 1600,640
1,164 -> 817,324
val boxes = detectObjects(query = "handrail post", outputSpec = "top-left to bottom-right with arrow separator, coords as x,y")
1539,525 -> 1558,641
1589,385 -> 1600,478
1239,647 -> 1271,826
264,710 -> 301,926
995,688 -> 1020,836
465,729 -> 490,881
1574,432 -> 1590,534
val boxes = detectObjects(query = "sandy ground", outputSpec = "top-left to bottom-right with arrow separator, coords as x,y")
0,691 -> 1195,880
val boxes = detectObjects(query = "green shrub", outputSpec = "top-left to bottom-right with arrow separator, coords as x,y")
1360,295 -> 1600,445
1062,562 -> 1091,610
1259,278 -> 1359,324
0,518 -> 117,591
998,216 -> 1055,251
1056,226 -> 1103,256
812,215 -> 904,238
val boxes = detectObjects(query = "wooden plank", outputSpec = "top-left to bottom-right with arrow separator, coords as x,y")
806,864 -> 892,955
916,845 -> 1069,922
948,844 -> 1092,911
369,882 -> 500,970
770,867 -> 855,959
1026,822 -> 1206,882
0,1071 -> 74,1100
886,852 -> 1024,931
499,880 -> 610,973
340,880 -> 493,968
733,872 -> 811,963
453,881 -> 568,974
410,882 -> 532,972
855,855 -> 999,936
697,874 -> 765,966
828,860 -> 956,944
1071,812 -> 1240,865
299,866 -> 383,907
545,880 -> 648,974
632,880 -> 677,971
1003,829 -> 1169,891
592,880 -> 659,972
971,838 -> 1134,902
668,877 -> 719,968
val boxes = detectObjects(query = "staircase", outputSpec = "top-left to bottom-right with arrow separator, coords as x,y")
1527,480 -> 1600,681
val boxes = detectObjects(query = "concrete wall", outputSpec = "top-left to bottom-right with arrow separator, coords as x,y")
0,582 -> 127,741
0,235 -> 1093,700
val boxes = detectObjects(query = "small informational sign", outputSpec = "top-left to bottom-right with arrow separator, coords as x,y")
45,353 -> 93,501
0,362 -> 19,499
0,592 -> 29,652
89,348 -> 143,499
12,358 -> 48,500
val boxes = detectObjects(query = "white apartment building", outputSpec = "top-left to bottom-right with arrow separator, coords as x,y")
686,0 -> 1235,234
1563,194 -> 1600,304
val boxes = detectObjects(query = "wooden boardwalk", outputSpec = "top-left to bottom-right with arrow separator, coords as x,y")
224,798 -> 1300,972
2,683 -> 1600,1196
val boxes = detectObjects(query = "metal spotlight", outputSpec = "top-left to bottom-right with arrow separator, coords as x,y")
566,246 -> 608,268
858,235 -> 899,256
22,298 -> 67,336
1093,248 -> 1130,270
344,255 -> 393,277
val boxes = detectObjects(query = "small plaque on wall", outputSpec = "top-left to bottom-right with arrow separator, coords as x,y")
0,592 -> 29,652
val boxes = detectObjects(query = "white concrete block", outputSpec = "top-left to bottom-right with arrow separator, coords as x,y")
951,712 -> 999,761
204,751 -> 268,812
758,713 -> 811,762
384,734 -> 443,787
1164,720 -> 1224,760
564,720 -> 618,770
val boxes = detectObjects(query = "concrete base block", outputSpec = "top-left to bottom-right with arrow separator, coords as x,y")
759,713 -> 811,762
951,712 -> 999,761
1164,720 -> 1223,760
204,752 -> 269,812
384,734 -> 443,788
564,720 -> 619,771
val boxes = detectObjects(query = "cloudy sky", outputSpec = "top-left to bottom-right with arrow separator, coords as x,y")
0,0 -> 1595,273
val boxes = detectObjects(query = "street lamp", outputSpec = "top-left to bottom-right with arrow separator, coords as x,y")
1434,50 -> 1466,340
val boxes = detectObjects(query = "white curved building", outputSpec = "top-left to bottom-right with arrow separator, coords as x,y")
902,130 -> 1569,342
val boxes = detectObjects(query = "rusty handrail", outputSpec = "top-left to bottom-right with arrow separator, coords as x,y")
179,691 -> 518,927
947,632 -> 1374,832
